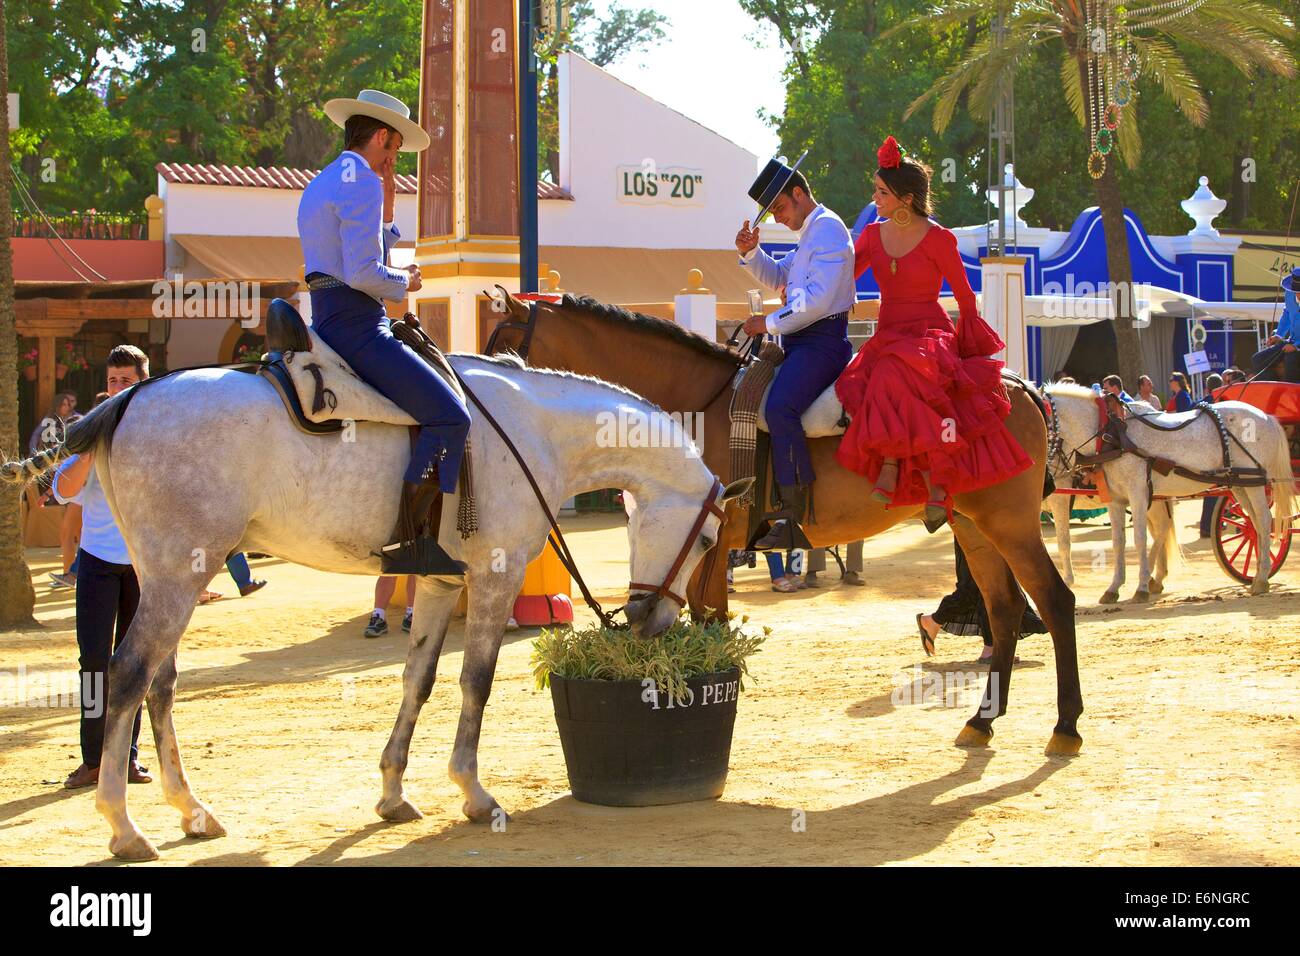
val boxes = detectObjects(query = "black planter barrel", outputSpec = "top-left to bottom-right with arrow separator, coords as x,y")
549,667 -> 741,807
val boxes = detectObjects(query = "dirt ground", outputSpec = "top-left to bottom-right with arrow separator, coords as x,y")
2,502 -> 1297,866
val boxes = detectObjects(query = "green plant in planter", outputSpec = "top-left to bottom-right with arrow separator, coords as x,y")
532,612 -> 767,705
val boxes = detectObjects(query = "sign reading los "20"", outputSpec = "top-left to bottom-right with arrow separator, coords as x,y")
616,164 -> 705,206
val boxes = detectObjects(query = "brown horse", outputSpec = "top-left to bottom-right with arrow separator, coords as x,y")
486,292 -> 1081,755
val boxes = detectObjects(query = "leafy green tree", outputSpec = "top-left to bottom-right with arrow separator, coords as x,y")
894,0 -> 1295,388
537,1 -> 669,182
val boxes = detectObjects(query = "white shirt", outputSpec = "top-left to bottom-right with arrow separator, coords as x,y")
52,454 -> 131,565
297,149 -> 406,302
739,204 -> 857,336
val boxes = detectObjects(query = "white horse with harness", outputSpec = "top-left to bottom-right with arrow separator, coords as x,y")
1042,383 -> 1295,602
2,306 -> 748,861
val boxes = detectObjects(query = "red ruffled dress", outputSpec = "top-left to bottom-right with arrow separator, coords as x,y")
833,222 -> 1033,506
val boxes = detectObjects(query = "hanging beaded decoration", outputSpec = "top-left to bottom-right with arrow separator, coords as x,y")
1083,2 -> 1203,179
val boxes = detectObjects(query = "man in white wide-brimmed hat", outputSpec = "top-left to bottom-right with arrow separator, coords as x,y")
298,89 -> 469,577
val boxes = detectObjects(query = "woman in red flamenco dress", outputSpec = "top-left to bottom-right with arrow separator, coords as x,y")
834,136 -> 1034,531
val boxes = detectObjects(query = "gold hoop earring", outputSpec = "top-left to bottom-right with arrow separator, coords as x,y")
892,206 -> 913,228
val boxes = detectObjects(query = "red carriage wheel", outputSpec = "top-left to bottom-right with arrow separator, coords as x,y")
1210,491 -> 1291,585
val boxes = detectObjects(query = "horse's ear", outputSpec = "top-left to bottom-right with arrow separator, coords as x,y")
486,284 -> 530,321
720,476 -> 755,504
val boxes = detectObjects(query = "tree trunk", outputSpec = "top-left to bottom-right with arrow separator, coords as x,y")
0,0 -> 39,627
1093,160 -> 1145,391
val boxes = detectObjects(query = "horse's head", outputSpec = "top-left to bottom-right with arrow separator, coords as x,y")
622,475 -> 753,638
483,285 -> 535,357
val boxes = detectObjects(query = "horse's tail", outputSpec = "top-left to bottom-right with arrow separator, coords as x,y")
1264,418 -> 1297,534
0,386 -> 138,487
1153,498 -> 1181,572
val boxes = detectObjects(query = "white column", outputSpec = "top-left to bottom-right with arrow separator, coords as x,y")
674,268 -> 718,341
980,256 -> 1028,375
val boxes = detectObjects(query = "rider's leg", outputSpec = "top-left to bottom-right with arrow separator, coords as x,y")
753,342 -> 843,549
871,459 -> 899,502
311,287 -> 469,574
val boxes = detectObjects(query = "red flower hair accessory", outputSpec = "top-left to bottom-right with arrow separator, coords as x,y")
878,135 -> 905,169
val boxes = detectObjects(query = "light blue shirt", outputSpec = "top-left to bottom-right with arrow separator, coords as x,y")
298,150 -> 407,303
1279,288 -> 1298,341
739,204 -> 857,335
52,454 -> 131,565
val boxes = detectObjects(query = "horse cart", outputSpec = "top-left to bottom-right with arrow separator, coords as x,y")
1047,379 -> 1300,590
1206,380 -> 1300,583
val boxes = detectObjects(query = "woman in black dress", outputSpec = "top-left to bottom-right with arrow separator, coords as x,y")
917,538 -> 1047,662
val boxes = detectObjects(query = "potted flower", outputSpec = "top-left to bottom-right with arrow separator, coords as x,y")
532,613 -> 766,807
235,342 -> 265,364
18,348 -> 38,381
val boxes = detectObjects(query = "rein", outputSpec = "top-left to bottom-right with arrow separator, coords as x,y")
1044,389 -> 1270,492
448,364 -> 725,630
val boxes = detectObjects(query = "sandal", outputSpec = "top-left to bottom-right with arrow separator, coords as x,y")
916,613 -> 936,657
871,461 -> 899,504
197,590 -> 224,605
771,577 -> 799,593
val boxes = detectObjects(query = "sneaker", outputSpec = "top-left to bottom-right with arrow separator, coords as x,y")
48,572 -> 76,589
364,613 -> 388,638
842,570 -> 866,587
402,609 -> 412,632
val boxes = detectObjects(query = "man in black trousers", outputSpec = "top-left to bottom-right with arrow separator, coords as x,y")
52,345 -> 153,789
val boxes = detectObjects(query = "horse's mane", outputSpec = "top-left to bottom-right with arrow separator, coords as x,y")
1043,382 -> 1097,401
450,351 -> 667,414
552,294 -> 742,366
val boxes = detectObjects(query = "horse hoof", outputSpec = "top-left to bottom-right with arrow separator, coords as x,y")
1045,732 -> 1083,756
1251,580 -> 1270,596
110,833 -> 160,862
1131,589 -> 1150,603
1148,580 -> 1164,595
955,723 -> 993,748
463,799 -> 508,826
376,797 -> 424,823
183,806 -> 226,839
1099,590 -> 1119,605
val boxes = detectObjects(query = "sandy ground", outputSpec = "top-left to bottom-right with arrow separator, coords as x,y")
1,501 -> 1297,866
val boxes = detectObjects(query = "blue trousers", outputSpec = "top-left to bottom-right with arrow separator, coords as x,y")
767,325 -> 852,486
310,286 -> 470,491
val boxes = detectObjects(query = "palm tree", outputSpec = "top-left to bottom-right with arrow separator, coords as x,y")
893,1 -> 1295,388
0,0 -> 38,627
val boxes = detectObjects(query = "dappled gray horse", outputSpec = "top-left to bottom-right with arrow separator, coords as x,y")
4,353 -> 747,860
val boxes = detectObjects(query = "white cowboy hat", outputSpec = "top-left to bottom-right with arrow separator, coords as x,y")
323,89 -> 430,153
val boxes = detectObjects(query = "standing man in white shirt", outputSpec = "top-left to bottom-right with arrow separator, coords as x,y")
735,156 -> 857,550
52,346 -> 153,790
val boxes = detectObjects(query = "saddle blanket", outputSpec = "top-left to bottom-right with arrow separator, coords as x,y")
276,327 -> 420,428
755,376 -> 849,438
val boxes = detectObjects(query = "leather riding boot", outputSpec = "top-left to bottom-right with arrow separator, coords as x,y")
749,483 -> 813,551
375,481 -> 468,577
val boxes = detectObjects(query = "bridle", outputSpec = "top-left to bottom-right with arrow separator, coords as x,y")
450,360 -> 727,630
628,477 -> 726,610
1041,389 -> 1112,480
483,296 -> 548,359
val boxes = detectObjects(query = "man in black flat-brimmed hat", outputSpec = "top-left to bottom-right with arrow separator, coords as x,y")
734,154 -> 856,550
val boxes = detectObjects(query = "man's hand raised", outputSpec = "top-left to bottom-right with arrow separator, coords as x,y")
735,219 -> 760,256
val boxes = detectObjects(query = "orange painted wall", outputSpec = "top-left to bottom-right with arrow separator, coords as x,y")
13,238 -> 164,281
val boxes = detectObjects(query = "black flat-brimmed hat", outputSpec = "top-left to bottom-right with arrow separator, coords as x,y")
748,150 -> 809,222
